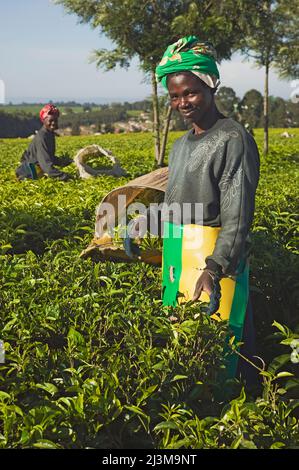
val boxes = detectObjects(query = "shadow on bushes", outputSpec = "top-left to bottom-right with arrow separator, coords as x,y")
250,230 -> 299,363
0,206 -> 92,255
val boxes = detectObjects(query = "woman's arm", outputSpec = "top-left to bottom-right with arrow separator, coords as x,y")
205,131 -> 260,275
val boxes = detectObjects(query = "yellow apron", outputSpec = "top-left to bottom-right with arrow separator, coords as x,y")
162,222 -> 249,377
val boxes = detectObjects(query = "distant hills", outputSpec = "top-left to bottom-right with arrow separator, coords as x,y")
0,88 -> 298,138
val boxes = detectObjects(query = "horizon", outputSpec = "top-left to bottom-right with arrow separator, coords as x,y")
0,88 -> 295,107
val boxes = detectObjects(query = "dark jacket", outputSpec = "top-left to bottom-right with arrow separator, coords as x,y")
16,126 -> 70,180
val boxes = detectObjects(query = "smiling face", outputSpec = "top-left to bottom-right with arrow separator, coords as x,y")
43,115 -> 58,132
167,72 -> 214,125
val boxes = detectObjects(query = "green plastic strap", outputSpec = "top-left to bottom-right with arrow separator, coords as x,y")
226,261 -> 250,378
162,222 -> 183,306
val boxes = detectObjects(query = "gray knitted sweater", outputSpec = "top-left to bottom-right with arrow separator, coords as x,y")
164,117 -> 260,275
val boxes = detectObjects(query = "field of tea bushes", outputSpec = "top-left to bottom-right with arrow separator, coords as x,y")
0,129 -> 298,449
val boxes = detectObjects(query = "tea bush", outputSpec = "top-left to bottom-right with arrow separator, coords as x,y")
0,130 -> 298,448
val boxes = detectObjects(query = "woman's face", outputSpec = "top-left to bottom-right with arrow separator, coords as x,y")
167,72 -> 214,124
43,115 -> 58,132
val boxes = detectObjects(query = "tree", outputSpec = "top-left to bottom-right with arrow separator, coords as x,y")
285,99 -> 299,128
239,0 -> 299,154
54,0 -> 185,165
0,112 -> 40,138
215,86 -> 240,119
71,121 -> 81,136
54,0 -> 251,165
269,96 -> 287,127
83,104 -> 92,112
240,89 -> 263,128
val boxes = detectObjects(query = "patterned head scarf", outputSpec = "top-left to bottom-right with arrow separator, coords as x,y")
39,104 -> 60,123
156,35 -> 220,90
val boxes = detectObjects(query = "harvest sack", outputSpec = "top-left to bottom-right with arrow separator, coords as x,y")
80,167 -> 168,264
73,145 -> 127,179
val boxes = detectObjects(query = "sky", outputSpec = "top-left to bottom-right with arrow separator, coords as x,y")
0,0 -> 295,104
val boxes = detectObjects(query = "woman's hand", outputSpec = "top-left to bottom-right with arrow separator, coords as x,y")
123,215 -> 147,258
192,270 -> 214,300
127,214 -> 148,239
192,269 -> 222,315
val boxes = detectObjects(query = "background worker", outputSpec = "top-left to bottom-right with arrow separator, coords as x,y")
16,104 -> 73,181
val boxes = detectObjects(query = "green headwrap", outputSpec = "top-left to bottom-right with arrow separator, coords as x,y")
156,35 -> 220,90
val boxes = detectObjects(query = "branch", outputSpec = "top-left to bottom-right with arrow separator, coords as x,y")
242,50 -> 264,64
89,48 -> 132,71
52,0 -> 97,24
204,0 -> 214,15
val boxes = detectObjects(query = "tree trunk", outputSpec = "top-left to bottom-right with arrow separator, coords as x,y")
151,68 -> 160,163
157,105 -> 172,167
263,61 -> 269,156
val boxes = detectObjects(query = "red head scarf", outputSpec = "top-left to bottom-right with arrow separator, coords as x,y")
39,104 -> 60,123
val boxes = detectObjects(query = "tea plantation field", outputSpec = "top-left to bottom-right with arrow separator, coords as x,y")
0,129 -> 298,448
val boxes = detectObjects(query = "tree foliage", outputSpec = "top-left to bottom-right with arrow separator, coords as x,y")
55,0 -> 184,72
238,0 -> 299,154
54,0 -> 254,164
240,0 -> 299,78
240,89 -> 264,128
215,87 -> 240,119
